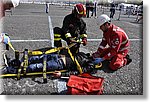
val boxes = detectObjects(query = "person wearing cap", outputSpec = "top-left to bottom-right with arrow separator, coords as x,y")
53,3 -> 87,54
92,14 -> 132,71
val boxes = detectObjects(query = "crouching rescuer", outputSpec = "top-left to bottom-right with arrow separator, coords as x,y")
92,14 -> 132,71
54,3 -> 87,54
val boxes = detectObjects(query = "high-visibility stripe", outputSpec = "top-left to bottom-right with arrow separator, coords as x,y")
102,37 -> 106,41
119,46 -> 129,52
79,11 -> 84,14
107,53 -> 111,57
65,33 -> 71,38
99,45 -> 105,49
54,34 -> 61,37
54,38 -> 61,41
80,34 -> 87,38
121,39 -> 128,45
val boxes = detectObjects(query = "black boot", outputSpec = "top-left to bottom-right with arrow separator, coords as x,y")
126,54 -> 132,65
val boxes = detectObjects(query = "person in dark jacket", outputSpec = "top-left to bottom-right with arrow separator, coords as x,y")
85,1 -> 94,18
110,3 -> 115,19
54,3 -> 87,54
2,50 -> 95,77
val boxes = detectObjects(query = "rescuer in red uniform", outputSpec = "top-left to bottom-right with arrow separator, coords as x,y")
54,3 -> 87,54
92,14 -> 132,71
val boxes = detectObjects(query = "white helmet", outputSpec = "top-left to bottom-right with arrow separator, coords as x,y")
97,14 -> 111,26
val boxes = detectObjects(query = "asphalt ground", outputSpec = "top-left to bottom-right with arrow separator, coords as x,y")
0,3 -> 143,95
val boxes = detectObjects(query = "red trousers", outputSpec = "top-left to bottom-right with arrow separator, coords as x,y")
100,48 -> 128,70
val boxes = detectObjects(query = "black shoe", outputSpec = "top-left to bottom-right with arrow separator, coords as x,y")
126,54 -> 132,65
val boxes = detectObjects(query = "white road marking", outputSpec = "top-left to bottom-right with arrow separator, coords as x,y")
10,39 -> 142,42
87,39 -> 142,41
48,16 -> 54,47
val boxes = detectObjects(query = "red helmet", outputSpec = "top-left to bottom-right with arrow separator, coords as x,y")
74,4 -> 86,17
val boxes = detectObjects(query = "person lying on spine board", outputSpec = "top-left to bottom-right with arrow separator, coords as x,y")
2,50 -> 100,78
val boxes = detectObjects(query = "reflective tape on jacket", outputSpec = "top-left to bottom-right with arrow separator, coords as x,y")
121,39 -> 128,45
119,46 -> 129,52
65,33 -> 71,38
99,45 -> 105,49
54,34 -> 61,37
80,34 -> 87,38
54,38 -> 61,41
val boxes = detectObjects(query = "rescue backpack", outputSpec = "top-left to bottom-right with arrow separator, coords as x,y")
67,73 -> 104,95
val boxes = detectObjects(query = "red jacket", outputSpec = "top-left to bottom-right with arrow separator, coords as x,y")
98,24 -> 129,59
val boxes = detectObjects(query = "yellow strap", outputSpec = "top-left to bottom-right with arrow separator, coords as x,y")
67,48 -> 83,74
43,55 -> 47,80
8,42 -> 15,52
0,70 -> 67,77
28,50 -> 43,56
17,62 -> 24,80
45,47 -> 64,54
28,47 -> 65,56
79,11 -> 84,14
23,50 -> 28,75
95,62 -> 102,69
0,65 -> 6,69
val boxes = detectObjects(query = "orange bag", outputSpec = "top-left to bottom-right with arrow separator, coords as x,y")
67,73 -> 104,95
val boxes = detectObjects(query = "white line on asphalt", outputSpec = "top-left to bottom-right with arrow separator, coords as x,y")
10,39 -> 142,42
11,39 -> 50,42
48,16 -> 54,47
87,39 -> 143,41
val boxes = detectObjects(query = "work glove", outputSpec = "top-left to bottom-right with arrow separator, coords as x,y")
82,37 -> 87,46
92,58 -> 104,65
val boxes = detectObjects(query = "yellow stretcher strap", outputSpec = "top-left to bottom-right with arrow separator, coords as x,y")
0,70 -> 67,77
28,50 -> 43,56
27,47 -> 65,56
23,49 -> 28,75
43,55 -> 47,82
67,48 -> 83,74
17,62 -> 24,80
95,62 -> 102,69
0,42 -> 84,79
